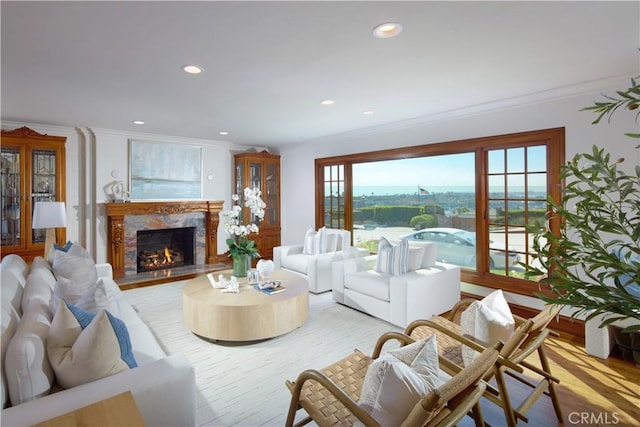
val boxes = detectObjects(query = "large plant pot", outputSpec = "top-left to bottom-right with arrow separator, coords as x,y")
609,326 -> 640,367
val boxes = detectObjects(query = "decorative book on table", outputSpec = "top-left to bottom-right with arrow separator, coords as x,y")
254,281 -> 287,295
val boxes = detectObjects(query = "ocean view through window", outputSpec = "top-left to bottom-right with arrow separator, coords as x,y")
315,128 -> 564,297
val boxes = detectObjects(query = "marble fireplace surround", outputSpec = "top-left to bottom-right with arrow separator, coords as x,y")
105,201 -> 224,278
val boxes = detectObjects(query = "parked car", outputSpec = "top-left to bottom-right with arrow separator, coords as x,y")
401,227 -> 519,269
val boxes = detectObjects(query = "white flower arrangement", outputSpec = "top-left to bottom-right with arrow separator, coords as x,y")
221,187 -> 267,258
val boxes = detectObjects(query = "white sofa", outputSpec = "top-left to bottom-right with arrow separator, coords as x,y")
332,242 -> 461,328
0,254 -> 196,427
274,229 -> 369,293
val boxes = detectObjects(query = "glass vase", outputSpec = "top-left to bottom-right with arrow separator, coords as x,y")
232,253 -> 250,278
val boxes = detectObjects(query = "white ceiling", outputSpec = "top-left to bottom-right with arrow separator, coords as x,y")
1,1 -> 638,147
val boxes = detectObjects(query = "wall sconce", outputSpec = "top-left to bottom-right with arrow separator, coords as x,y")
32,201 -> 67,260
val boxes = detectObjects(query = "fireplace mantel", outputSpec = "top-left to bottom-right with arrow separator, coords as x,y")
105,200 -> 224,278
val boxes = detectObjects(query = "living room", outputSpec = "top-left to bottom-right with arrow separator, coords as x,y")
2,1 -> 639,426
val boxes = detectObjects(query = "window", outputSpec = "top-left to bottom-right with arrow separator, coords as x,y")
321,164 -> 347,229
486,145 -> 549,277
315,128 -> 564,297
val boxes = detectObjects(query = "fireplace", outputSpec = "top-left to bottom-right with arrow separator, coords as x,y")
137,227 -> 195,273
105,200 -> 224,278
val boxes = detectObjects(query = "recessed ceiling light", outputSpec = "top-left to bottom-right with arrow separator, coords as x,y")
373,22 -> 402,38
132,120 -> 145,125
181,64 -> 204,74
219,131 -> 229,135
363,111 -> 375,115
320,99 -> 335,105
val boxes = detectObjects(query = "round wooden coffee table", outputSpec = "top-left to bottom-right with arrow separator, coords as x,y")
182,269 -> 309,341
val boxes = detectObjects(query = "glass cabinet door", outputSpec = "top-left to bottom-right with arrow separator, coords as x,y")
265,162 -> 279,226
235,162 -> 244,196
1,147 -> 21,247
31,148 -> 58,244
249,162 -> 262,224
249,162 -> 262,190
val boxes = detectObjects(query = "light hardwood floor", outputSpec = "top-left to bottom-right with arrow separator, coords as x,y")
124,280 -> 640,426
464,335 -> 640,426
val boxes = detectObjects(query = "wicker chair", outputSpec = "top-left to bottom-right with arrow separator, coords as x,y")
405,301 -> 563,426
285,332 -> 503,427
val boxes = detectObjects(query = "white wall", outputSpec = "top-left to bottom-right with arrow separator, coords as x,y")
278,81 -> 639,310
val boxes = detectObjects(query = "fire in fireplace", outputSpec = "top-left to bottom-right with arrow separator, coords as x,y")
137,227 -> 195,273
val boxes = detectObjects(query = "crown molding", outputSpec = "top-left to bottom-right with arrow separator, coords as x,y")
303,74 -> 634,144
0,120 -> 79,138
85,127 -> 235,150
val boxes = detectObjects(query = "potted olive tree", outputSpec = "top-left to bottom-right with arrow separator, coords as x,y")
525,78 -> 640,362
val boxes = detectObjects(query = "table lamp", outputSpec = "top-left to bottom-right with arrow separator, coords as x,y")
32,201 -> 67,260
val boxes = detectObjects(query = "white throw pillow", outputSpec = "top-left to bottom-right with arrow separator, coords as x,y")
420,242 -> 438,268
302,226 -> 327,255
325,232 -> 339,253
47,301 -> 137,389
54,240 -> 73,252
357,337 -> 440,426
461,289 -> 515,366
51,277 -> 115,315
407,246 -> 425,272
386,335 -> 441,390
302,226 -> 315,254
46,240 -> 72,264
375,237 -> 409,275
52,243 -> 98,299
51,243 -> 98,313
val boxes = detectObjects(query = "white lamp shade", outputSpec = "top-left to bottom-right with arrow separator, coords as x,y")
32,201 -> 67,229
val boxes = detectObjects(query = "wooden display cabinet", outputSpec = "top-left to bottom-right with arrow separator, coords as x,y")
234,151 -> 281,261
1,127 -> 66,261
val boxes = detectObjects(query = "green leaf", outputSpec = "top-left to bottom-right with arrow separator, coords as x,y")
525,78 -> 640,327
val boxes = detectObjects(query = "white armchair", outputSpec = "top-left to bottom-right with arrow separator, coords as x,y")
274,228 -> 369,293
332,241 -> 461,328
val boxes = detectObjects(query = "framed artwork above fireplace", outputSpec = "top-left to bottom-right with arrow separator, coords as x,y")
129,140 -> 202,200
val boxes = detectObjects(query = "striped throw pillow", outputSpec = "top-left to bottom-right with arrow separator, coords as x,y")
375,237 -> 409,275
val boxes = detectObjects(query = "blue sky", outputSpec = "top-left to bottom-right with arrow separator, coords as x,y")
352,148 -> 547,188
352,153 -> 475,187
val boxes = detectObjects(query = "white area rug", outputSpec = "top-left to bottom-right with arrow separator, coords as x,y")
124,280 -> 401,426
